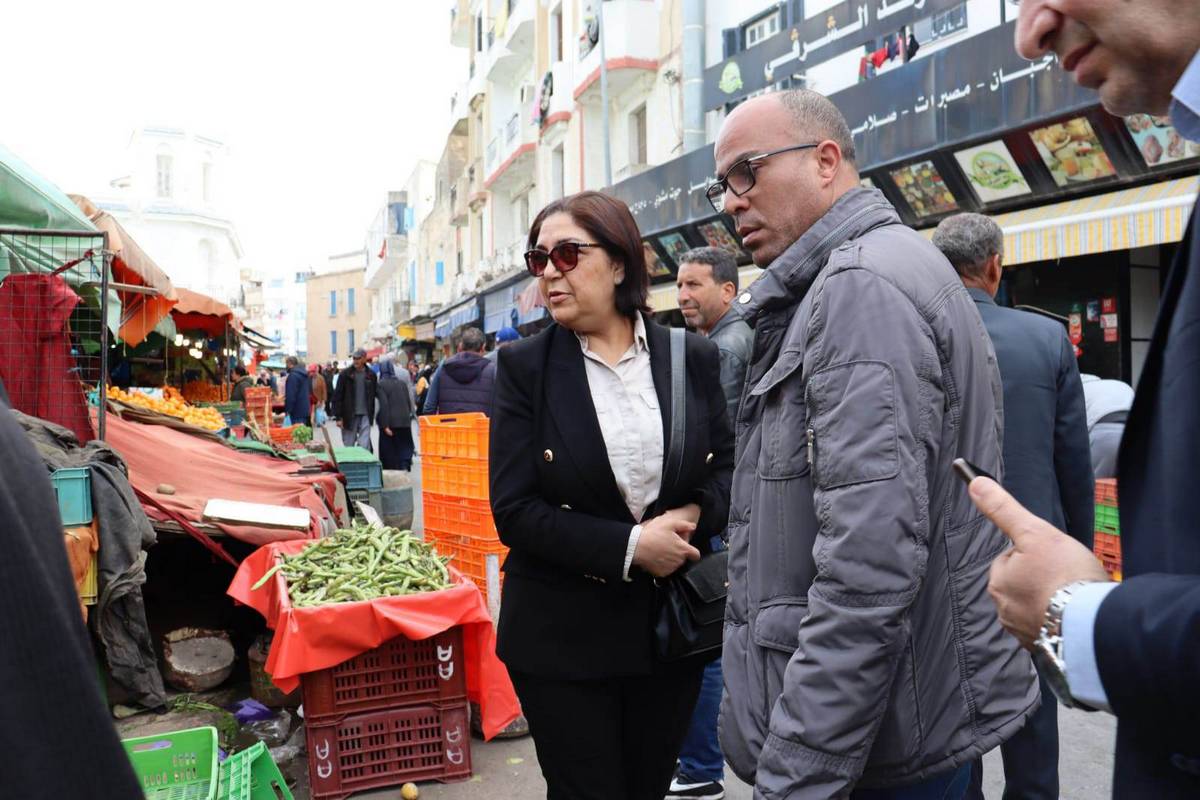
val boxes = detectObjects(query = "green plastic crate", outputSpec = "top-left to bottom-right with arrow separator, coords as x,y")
123,726 -> 218,800
1095,503 -> 1120,535
218,741 -> 293,800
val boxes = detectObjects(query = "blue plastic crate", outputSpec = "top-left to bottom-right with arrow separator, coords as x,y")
51,467 -> 93,526
341,460 -> 383,492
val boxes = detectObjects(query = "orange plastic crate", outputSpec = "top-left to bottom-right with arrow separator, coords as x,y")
270,424 -> 299,443
420,414 -> 490,460
1095,478 -> 1118,507
1093,531 -> 1121,561
428,532 -> 507,598
422,457 -> 489,501
423,493 -> 498,542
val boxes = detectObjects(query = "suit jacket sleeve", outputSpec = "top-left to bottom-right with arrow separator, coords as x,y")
1095,575 -> 1200,733
690,338 -> 735,543
489,347 -> 638,582
1053,331 -> 1095,547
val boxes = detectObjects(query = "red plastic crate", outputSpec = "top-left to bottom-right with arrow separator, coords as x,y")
423,493 -> 498,541
427,533 -> 507,599
1094,478 -> 1118,507
419,414 -> 490,460
301,628 -> 467,720
1093,531 -> 1121,561
306,702 -> 471,799
422,457 -> 489,501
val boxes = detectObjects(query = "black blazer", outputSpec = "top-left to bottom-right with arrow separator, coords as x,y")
489,315 -> 735,679
1098,210 -> 1200,797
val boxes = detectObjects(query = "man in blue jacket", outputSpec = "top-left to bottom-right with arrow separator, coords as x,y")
934,213 -> 1094,800
976,2 -> 1200,797
283,356 -> 311,427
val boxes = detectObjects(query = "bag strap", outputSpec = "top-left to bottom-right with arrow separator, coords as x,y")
665,327 -> 687,488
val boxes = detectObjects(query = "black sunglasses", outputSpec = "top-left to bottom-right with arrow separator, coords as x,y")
706,143 -> 820,213
524,241 -> 604,277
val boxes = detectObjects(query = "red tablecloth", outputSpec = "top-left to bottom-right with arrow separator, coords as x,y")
228,540 -> 520,739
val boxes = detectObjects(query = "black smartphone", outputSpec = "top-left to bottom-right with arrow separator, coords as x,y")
952,457 -> 996,485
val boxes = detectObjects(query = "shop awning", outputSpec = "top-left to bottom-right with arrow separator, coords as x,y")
0,143 -> 96,232
919,177 -> 1198,267
172,287 -> 235,337
238,324 -> 278,350
648,265 -> 764,313
434,296 -> 480,338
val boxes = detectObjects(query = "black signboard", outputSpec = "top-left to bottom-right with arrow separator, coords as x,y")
605,142 -> 720,237
703,0 -> 963,110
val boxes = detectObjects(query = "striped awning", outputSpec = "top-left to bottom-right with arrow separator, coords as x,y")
648,265 -> 765,313
920,177 -> 1197,266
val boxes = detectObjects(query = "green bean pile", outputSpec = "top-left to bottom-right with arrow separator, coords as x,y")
252,524 -> 453,607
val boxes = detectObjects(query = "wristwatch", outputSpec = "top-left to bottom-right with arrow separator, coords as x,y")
1031,580 -> 1096,710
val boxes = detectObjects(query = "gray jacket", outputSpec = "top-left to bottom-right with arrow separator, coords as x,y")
707,308 -> 755,426
720,188 -> 1037,798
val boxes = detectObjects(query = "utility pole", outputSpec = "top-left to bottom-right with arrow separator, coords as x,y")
597,0 -> 612,187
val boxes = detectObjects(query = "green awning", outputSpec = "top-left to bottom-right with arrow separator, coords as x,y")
0,142 -> 97,231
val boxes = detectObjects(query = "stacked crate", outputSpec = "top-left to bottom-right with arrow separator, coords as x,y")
242,386 -> 273,431
53,467 -> 98,608
419,414 -> 506,614
1093,478 -> 1121,580
336,446 -> 383,514
302,627 -> 472,798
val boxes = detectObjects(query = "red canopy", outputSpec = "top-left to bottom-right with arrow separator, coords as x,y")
172,287 -> 235,338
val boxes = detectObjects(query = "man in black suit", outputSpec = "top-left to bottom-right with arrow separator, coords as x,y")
934,213 -> 1094,800
973,3 -> 1200,797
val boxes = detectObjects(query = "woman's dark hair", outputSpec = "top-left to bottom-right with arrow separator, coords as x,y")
234,364 -> 248,378
526,191 -> 650,318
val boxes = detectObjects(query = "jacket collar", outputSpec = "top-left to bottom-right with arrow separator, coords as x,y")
965,286 -> 996,305
705,306 -> 741,339
733,187 -> 901,323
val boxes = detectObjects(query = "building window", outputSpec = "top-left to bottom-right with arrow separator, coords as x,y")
744,9 -> 780,49
347,329 -> 355,352
329,290 -> 337,316
630,104 -> 648,166
914,3 -> 967,43
550,4 -> 563,63
330,331 -> 338,355
475,14 -> 483,52
156,154 -> 173,198
436,260 -> 445,286
347,288 -> 356,314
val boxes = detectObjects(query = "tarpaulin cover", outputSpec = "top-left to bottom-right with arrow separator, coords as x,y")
172,287 -> 234,338
102,411 -> 337,545
228,541 -> 520,739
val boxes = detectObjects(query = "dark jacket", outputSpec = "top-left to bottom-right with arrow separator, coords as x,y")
283,367 -> 311,423
968,287 -> 1094,546
705,308 -> 754,427
489,317 -> 735,679
230,375 -> 255,404
431,352 -> 496,415
1099,212 -> 1200,798
376,377 -> 414,430
335,365 -> 378,424
720,188 -> 1036,796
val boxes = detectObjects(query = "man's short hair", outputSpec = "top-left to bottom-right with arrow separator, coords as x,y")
679,247 -> 739,291
460,327 -> 486,353
285,356 -> 298,368
932,213 -> 1004,281
777,89 -> 857,165
234,364 -> 248,377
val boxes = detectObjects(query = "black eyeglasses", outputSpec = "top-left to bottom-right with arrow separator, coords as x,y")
524,241 -> 604,277
705,143 -> 820,213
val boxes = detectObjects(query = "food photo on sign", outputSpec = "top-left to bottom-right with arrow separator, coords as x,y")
953,141 -> 1031,203
889,160 -> 959,218
1029,117 -> 1117,187
1124,114 -> 1200,167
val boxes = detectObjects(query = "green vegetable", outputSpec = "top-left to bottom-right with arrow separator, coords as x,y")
292,425 -> 313,443
260,524 -> 453,608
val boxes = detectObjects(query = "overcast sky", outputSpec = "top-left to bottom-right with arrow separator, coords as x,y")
0,0 -> 462,277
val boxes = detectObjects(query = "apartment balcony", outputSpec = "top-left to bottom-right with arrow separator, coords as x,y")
450,173 -> 470,225
486,112 -> 538,192
574,0 -> 660,104
488,0 -> 535,84
468,158 -> 488,210
449,0 -> 471,48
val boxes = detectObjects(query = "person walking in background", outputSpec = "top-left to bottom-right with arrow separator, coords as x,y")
666,245 -> 753,800
969,4 -> 1200,797
1079,374 -> 1134,479
933,213 -> 1095,800
423,327 -> 495,416
335,348 -> 377,450
489,191 -> 734,799
414,363 -> 435,415
283,356 -> 311,427
712,89 -> 1036,799
323,362 -> 337,420
376,356 -> 415,470
486,325 -> 521,362
307,362 -> 328,428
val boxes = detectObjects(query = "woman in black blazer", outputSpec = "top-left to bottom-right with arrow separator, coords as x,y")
490,191 -> 735,799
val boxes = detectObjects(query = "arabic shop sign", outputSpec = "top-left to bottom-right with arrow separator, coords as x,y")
837,21 -> 1098,168
703,0 -> 962,109
605,143 -> 719,236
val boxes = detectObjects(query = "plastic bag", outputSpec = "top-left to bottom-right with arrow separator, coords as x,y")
243,710 -> 293,749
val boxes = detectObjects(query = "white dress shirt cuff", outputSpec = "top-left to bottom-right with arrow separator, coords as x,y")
1062,580 -> 1120,712
623,525 -> 643,582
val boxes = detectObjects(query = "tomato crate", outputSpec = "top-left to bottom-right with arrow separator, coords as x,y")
123,725 -> 219,800
305,702 -> 472,799
422,456 -> 489,501
269,425 -> 299,444
1095,478 -> 1119,507
300,628 -> 467,720
428,533 -> 506,601
419,414 -> 490,460
1095,503 -> 1120,536
423,493 -> 498,542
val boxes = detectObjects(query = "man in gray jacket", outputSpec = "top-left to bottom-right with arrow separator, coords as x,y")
934,213 -> 1094,800
710,89 -> 1036,798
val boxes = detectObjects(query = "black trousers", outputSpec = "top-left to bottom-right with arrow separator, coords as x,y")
510,667 -> 704,800
968,675 -> 1059,800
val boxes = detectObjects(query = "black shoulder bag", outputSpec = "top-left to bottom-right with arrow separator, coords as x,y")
653,327 -> 728,663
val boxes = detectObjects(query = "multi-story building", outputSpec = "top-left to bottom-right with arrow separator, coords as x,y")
305,251 -> 370,366
99,127 -> 246,311
262,269 -> 313,357
366,166 -> 437,348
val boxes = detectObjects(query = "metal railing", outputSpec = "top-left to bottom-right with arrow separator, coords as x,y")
505,114 -> 519,145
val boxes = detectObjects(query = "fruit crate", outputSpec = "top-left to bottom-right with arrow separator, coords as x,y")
1095,503 -> 1120,536
301,627 -> 467,720
335,447 -> 383,491
423,493 -> 498,542
1095,478 -> 1118,507
217,740 -> 293,800
419,414 -> 490,460
422,456 -> 489,501
51,467 -> 93,526
269,425 -> 299,444
428,532 -> 507,601
305,702 -> 472,799
123,725 -> 219,800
